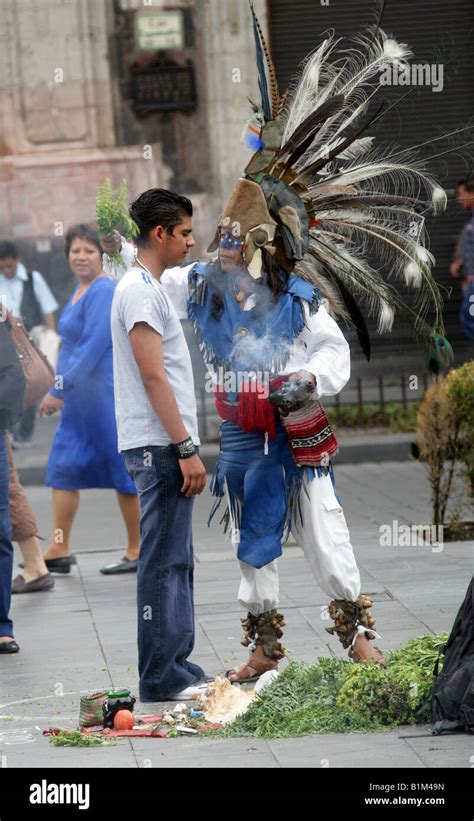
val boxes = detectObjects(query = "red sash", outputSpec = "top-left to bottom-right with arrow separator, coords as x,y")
214,378 -> 338,466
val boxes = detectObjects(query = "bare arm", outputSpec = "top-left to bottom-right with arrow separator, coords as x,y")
450,258 -> 464,278
129,322 -> 206,496
42,312 -> 56,331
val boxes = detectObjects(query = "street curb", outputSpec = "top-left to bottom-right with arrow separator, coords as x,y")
16,435 -> 416,486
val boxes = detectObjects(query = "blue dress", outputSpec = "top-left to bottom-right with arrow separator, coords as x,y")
45,276 -> 136,494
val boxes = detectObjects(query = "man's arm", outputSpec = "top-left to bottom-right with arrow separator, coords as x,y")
42,312 -> 56,331
160,265 -> 193,318
101,231 -> 193,315
450,258 -> 464,278
450,226 -> 464,278
32,271 -> 59,321
300,302 -> 351,398
129,321 -> 206,497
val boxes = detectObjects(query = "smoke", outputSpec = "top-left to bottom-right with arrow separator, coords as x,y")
227,271 -> 296,373
231,329 -> 279,370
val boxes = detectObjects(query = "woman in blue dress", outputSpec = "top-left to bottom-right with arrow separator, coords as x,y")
39,225 -> 140,575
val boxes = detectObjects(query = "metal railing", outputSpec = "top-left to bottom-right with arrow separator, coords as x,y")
194,372 -> 433,442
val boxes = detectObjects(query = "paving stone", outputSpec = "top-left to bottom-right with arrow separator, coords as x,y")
129,737 -> 279,768
5,464 -> 472,768
400,733 -> 474,769
267,731 -> 427,768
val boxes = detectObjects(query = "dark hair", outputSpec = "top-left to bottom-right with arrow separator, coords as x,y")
209,248 -> 289,320
65,224 -> 102,257
129,188 -> 193,247
0,241 -> 19,259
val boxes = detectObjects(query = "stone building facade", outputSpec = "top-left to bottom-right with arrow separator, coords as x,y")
0,0 -> 267,303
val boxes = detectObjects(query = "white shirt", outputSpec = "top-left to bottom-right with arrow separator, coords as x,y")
0,262 -> 59,319
111,267 -> 200,451
104,242 -> 351,399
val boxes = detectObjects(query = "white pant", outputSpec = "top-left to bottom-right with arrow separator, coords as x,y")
236,472 -> 361,616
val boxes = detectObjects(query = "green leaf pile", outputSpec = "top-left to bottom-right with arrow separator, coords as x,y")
210,634 -> 447,739
49,729 -> 115,747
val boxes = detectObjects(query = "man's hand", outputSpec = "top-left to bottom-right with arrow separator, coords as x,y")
39,394 -> 64,416
100,230 -> 122,257
179,454 -> 206,497
450,258 -> 464,278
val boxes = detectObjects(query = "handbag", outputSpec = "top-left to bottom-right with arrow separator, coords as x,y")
1,303 -> 55,409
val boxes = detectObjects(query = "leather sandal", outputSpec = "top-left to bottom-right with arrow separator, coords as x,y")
226,657 -> 278,684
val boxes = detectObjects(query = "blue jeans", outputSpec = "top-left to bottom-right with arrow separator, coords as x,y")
0,432 -> 14,638
123,444 -> 205,701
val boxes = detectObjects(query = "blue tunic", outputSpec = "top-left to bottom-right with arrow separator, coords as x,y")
188,262 -> 332,568
45,277 -> 136,494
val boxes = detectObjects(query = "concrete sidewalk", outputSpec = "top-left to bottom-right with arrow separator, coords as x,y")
1,461 -> 472,768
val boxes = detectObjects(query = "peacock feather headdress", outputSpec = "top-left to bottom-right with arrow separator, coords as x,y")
230,2 -> 463,372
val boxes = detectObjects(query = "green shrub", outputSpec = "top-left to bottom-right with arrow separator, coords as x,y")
417,362 -> 474,524
327,402 -> 419,432
446,360 -> 474,499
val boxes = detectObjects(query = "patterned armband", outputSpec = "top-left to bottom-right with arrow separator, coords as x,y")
174,437 -> 197,459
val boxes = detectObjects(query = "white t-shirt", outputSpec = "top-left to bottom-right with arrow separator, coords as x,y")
110,267 -> 200,452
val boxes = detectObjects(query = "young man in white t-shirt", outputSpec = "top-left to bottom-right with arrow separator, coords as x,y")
108,188 -> 210,702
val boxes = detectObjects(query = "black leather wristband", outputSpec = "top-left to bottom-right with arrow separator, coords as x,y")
174,437 -> 197,459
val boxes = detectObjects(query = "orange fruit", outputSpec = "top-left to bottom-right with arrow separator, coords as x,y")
113,709 -> 134,730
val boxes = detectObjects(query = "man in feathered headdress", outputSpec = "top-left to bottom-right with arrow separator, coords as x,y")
184,174 -> 385,679
104,4 -> 456,682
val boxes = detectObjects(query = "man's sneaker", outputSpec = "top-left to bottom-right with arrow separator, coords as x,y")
167,677 -> 214,701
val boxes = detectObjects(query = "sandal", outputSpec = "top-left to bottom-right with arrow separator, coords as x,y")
226,657 -> 278,684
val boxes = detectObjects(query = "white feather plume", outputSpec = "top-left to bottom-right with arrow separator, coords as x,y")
336,137 -> 375,162
404,262 -> 423,288
432,186 -> 447,213
378,301 -> 395,332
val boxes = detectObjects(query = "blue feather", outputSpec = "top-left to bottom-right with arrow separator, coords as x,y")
246,132 -> 266,151
251,4 -> 271,121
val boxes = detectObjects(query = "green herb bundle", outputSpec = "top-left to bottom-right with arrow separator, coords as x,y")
210,633 -> 447,739
96,178 -> 139,274
49,729 -> 116,747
